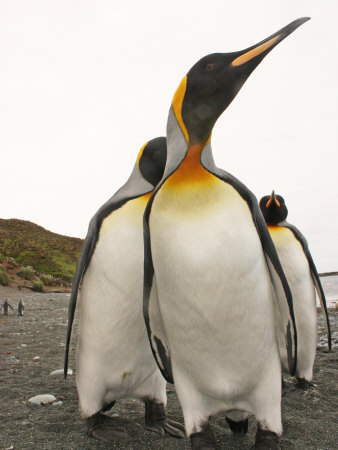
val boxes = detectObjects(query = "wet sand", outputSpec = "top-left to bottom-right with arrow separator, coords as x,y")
0,286 -> 337,450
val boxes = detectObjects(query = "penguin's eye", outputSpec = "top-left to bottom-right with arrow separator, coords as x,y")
206,63 -> 215,71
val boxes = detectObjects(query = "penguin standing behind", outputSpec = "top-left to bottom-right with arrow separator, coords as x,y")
260,191 -> 331,388
143,19 -> 310,449
17,298 -> 24,316
64,137 -> 184,443
1,298 -> 13,316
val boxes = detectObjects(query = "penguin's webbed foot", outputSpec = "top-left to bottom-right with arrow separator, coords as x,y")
86,412 -> 129,443
296,377 -> 315,390
144,399 -> 185,438
250,428 -> 280,450
145,418 -> 185,438
226,417 -> 248,435
190,423 -> 216,449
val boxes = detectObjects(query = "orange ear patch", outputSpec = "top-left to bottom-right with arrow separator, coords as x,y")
136,141 -> 149,171
172,76 -> 189,144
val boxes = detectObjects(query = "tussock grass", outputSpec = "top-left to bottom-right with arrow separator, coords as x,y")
32,279 -> 44,292
17,266 -> 35,280
0,270 -> 9,286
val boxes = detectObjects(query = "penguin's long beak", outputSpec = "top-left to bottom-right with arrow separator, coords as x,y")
232,17 -> 310,67
266,190 -> 280,208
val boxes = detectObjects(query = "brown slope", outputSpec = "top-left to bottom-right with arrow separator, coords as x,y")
0,218 -> 83,280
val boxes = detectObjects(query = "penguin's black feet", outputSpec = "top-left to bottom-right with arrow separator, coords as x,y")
226,417 -> 248,435
250,428 -> 280,450
190,423 -> 216,449
86,412 -> 129,443
144,399 -> 185,438
296,377 -> 315,390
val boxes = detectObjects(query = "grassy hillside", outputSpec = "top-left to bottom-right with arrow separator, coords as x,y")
0,219 -> 83,281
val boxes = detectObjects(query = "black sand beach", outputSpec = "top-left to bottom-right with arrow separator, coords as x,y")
0,286 -> 337,449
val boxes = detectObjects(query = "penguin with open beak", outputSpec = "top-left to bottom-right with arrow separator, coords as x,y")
143,18 -> 310,449
260,191 -> 331,389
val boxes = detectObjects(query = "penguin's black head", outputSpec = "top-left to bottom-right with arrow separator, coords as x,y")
137,137 -> 167,187
259,191 -> 288,225
174,17 -> 310,146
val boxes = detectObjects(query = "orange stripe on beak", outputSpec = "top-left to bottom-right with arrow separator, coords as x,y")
232,35 -> 280,67
266,196 -> 273,208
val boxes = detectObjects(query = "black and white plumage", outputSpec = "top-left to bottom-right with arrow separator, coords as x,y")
260,191 -> 331,386
143,18 -> 310,449
64,137 -> 184,443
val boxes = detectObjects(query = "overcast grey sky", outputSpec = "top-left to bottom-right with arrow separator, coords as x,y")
0,0 -> 337,271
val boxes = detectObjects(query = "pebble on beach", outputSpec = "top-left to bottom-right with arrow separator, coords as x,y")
21,421 -> 31,427
50,368 -> 73,376
32,356 -> 40,361
28,394 -> 57,406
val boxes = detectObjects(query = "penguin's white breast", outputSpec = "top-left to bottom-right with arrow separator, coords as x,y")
149,176 -> 276,385
77,194 -> 156,386
268,225 -> 316,318
268,226 -> 313,286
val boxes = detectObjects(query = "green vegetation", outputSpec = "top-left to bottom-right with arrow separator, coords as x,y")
0,264 -> 9,286
40,274 -> 53,286
32,279 -> 44,292
6,256 -> 18,266
17,266 -> 35,280
0,219 -> 83,281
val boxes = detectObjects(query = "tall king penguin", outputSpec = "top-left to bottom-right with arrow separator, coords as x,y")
64,137 -> 184,443
143,19 -> 309,449
260,191 -> 331,388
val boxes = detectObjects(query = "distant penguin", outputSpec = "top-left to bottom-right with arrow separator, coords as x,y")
64,137 -> 184,443
259,191 -> 331,388
143,19 -> 310,449
1,298 -> 13,316
17,298 -> 24,316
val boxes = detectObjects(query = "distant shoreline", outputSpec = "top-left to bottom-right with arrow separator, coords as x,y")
319,271 -> 338,277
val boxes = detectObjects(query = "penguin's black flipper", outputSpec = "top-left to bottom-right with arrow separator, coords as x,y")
143,187 -> 174,384
282,222 -> 332,351
202,157 -> 298,376
64,194 -> 140,378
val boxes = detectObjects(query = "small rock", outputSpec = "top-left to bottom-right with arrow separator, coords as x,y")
21,421 -> 31,426
6,355 -> 19,362
50,369 -> 73,376
33,356 -> 40,362
5,351 -> 11,354
28,394 -> 56,406
21,344 -> 27,347
52,401 -> 63,406
112,413 -> 119,417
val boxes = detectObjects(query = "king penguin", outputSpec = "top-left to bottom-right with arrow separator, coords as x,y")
64,137 -> 184,443
143,18 -> 310,449
259,191 -> 331,388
